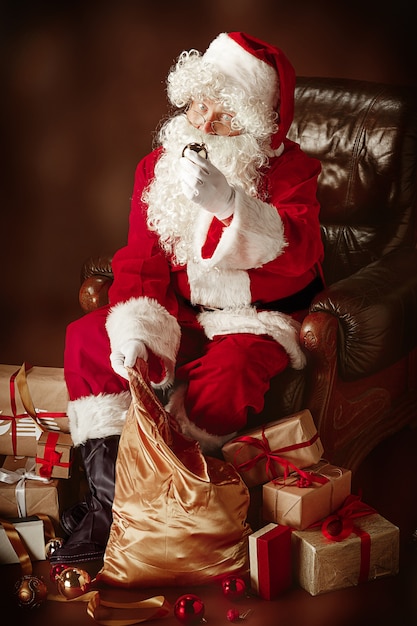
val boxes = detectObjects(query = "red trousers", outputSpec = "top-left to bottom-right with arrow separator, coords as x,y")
64,306 -> 290,436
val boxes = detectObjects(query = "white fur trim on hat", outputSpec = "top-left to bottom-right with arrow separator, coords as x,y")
203,33 -> 279,109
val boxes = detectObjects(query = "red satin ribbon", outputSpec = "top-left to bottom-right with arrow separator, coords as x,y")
6,364 -> 67,456
318,493 -> 376,583
232,428 -> 320,481
35,431 -> 72,478
273,468 -> 329,489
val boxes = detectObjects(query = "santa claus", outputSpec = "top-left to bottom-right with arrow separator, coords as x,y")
52,32 -> 324,564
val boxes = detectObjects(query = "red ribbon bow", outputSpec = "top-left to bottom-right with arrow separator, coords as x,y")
232,428 -> 319,481
6,364 -> 67,456
35,431 -> 71,478
317,493 -> 377,583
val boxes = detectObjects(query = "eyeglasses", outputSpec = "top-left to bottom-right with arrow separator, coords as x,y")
186,106 -> 234,136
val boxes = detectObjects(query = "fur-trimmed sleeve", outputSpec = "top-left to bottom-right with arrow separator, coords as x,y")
105,296 -> 181,388
193,189 -> 287,270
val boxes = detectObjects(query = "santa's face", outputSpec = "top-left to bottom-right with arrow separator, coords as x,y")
143,106 -> 267,265
186,99 -> 242,137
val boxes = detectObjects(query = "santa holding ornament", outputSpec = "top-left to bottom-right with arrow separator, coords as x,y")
52,31 -> 324,564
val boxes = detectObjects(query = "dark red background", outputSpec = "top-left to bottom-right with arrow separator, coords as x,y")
1,0 -> 416,366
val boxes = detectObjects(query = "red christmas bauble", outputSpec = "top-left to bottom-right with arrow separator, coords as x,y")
50,563 -> 67,582
56,567 -> 91,599
222,576 -> 247,599
14,575 -> 48,609
173,593 -> 205,624
226,607 -> 241,622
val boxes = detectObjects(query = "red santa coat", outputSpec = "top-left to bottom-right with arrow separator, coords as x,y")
64,38 -> 324,446
105,138 -> 324,391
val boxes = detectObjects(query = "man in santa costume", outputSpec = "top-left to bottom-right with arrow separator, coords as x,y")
52,32 -> 324,564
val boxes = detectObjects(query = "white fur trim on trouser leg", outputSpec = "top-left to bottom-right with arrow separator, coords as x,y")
67,391 -> 131,446
165,384 -> 237,454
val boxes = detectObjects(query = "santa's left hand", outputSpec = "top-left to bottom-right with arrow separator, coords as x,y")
179,148 -> 235,220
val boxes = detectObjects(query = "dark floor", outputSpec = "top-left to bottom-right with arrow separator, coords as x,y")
1,422 -> 417,626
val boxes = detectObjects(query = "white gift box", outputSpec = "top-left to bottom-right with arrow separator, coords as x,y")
0,516 -> 46,564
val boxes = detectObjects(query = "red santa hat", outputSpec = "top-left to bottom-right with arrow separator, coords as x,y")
202,32 -> 295,149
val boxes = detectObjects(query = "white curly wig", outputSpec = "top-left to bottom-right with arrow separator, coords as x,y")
166,40 -> 280,143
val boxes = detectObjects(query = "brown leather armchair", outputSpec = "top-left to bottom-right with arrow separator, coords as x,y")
78,77 -> 417,472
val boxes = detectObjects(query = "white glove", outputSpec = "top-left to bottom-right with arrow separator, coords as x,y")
110,340 -> 148,380
179,149 -> 235,220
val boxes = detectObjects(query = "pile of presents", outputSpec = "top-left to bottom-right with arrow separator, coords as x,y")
0,364 -> 79,568
0,363 -> 399,600
221,411 -> 399,598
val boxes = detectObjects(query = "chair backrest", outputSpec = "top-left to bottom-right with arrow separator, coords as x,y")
288,77 -> 417,285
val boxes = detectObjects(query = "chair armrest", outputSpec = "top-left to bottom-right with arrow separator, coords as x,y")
305,247 -> 417,381
79,255 -> 114,313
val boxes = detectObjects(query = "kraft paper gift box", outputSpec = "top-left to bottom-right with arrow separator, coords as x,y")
0,363 -> 70,456
249,522 -> 292,600
222,410 -> 324,488
262,461 -> 352,530
36,431 -> 73,479
291,497 -> 400,596
0,455 -> 77,528
0,515 -> 46,564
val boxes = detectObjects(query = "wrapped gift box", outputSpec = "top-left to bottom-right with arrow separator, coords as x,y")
222,410 -> 324,488
0,363 -> 70,456
249,522 -> 292,600
262,461 -> 352,530
291,510 -> 399,595
0,515 -> 46,564
0,455 -> 79,528
36,431 -> 73,479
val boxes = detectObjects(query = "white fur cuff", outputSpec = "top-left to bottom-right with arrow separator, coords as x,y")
106,296 -> 181,387
67,391 -> 131,446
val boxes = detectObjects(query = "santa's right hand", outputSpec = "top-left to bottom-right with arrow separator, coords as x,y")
110,340 -> 148,380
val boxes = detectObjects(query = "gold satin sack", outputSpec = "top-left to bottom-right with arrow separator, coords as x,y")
98,362 -> 251,588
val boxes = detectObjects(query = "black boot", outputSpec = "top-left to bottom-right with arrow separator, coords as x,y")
50,435 -> 120,564
60,499 -> 90,537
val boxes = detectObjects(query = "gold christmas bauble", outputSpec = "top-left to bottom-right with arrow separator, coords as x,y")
56,567 -> 91,599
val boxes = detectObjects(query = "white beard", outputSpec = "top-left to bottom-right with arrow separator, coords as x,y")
143,114 -> 270,265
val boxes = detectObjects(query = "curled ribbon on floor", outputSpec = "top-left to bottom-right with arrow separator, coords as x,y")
49,586 -> 172,624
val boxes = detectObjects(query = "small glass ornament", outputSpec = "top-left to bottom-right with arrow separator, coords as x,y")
222,576 -> 247,600
173,593 -> 206,624
56,566 -> 91,599
45,536 -> 65,559
50,562 -> 67,582
226,608 -> 253,622
14,574 -> 48,609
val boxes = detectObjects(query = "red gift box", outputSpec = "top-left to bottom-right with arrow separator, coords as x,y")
249,522 -> 292,600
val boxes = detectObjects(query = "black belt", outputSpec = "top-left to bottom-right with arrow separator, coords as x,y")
187,275 -> 324,315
